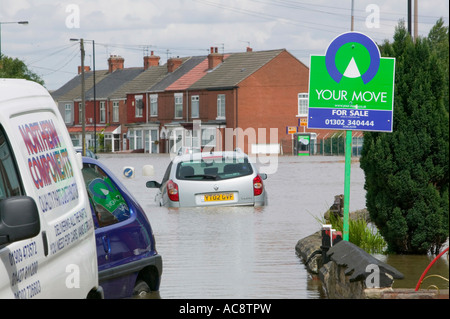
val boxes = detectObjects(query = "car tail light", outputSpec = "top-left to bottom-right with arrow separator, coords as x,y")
167,180 -> 179,201
253,175 -> 264,196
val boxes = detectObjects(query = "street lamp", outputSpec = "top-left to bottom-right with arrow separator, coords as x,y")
70,38 -> 97,153
0,21 -> 29,58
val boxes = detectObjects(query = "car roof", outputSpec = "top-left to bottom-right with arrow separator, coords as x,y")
173,151 -> 249,164
0,79 -> 48,104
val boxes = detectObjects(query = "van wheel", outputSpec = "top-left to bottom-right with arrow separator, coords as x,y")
133,280 -> 150,298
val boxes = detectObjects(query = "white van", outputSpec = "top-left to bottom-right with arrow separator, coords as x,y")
0,79 -> 102,298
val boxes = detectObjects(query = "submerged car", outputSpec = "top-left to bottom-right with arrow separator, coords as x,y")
82,157 -> 162,299
146,151 -> 268,207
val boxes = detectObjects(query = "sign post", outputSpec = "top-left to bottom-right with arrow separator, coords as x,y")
308,31 -> 395,241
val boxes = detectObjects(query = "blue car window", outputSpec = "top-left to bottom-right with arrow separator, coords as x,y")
82,163 -> 131,227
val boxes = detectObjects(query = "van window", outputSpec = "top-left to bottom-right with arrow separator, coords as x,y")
0,126 -> 23,200
82,163 -> 130,227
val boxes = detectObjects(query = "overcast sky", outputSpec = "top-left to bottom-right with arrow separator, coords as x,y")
1,0 -> 448,90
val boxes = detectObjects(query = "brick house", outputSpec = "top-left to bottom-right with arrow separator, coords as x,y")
125,55 -> 207,153
52,55 -> 143,152
137,47 -> 312,155
52,47 -> 340,155
107,52 -> 168,152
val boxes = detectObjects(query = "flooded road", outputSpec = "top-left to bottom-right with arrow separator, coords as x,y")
99,154 -> 448,298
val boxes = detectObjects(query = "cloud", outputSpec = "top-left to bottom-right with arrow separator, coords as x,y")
1,0 -> 447,90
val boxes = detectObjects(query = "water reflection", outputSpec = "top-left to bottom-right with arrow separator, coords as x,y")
152,205 -> 320,299
375,253 -> 449,290
98,154 -> 364,299
99,154 -> 448,299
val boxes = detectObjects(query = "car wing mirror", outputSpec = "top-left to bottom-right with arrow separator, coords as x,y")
0,196 -> 40,246
146,181 -> 161,188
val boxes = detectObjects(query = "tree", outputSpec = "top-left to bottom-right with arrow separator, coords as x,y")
428,18 -> 449,113
0,55 -> 44,86
360,20 -> 449,254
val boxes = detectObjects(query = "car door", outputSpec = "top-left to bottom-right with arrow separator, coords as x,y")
0,126 -> 42,299
159,162 -> 173,206
81,162 -> 131,268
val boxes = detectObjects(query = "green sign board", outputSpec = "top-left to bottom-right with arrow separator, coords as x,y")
308,32 -> 395,132
88,177 -> 130,220
297,134 -> 310,156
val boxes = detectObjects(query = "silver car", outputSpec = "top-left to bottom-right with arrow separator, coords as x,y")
74,146 -> 98,159
146,151 -> 268,207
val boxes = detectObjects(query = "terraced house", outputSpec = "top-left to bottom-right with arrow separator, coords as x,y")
52,46 -> 335,155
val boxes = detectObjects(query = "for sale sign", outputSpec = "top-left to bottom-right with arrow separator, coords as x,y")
308,32 -> 395,132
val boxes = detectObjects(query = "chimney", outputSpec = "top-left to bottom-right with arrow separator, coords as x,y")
78,66 -> 91,74
208,46 -> 223,70
246,46 -> 253,52
167,57 -> 182,73
144,51 -> 160,70
108,55 -> 124,73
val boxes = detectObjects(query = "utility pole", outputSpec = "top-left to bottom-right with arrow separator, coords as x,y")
408,0 -> 412,36
414,0 -> 418,41
92,40 -> 97,154
71,38 -> 96,154
350,0 -> 354,32
80,38 -> 86,156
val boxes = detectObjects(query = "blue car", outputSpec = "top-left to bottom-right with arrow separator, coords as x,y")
81,157 -> 162,299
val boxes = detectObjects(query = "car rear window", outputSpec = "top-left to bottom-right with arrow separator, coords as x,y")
176,157 -> 253,181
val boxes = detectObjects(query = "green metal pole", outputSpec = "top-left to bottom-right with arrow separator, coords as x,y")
344,0 -> 354,242
343,130 -> 352,241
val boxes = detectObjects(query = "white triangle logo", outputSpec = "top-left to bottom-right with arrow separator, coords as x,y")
343,57 -> 361,78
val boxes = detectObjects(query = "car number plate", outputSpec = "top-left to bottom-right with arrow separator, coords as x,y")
202,193 -> 234,202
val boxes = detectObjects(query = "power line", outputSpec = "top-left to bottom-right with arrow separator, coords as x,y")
28,43 -> 79,65
193,0 -> 349,34
37,48 -> 80,76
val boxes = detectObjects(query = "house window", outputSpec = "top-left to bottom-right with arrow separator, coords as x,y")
70,134 -> 80,147
150,94 -> 158,117
298,93 -> 309,116
100,101 -> 106,123
201,127 -> 216,148
113,101 -> 119,122
64,103 -> 72,123
217,94 -> 225,119
135,95 -> 144,118
135,130 -> 143,149
174,93 -> 183,118
128,129 -> 143,150
128,129 -> 134,150
191,95 -> 199,118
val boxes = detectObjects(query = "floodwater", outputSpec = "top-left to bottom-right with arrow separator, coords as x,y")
99,153 -> 449,299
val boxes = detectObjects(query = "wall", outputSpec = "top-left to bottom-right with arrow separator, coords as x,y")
237,50 -> 309,154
